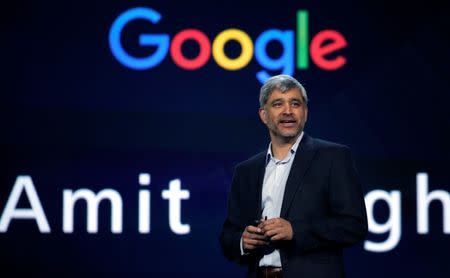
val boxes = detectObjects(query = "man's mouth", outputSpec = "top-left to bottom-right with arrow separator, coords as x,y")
279,119 -> 297,128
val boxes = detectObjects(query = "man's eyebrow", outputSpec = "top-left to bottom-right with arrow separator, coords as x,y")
289,98 -> 303,103
270,97 -> 302,103
270,98 -> 284,104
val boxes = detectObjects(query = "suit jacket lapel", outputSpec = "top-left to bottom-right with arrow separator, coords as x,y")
280,134 -> 317,218
255,152 -> 267,219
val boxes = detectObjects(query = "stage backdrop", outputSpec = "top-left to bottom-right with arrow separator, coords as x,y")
1,1 -> 449,277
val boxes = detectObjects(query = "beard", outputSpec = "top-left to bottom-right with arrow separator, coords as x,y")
266,119 -> 304,142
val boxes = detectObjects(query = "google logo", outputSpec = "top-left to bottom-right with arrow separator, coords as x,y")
109,7 -> 348,83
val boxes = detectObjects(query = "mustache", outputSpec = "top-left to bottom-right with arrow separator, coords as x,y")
278,117 -> 297,123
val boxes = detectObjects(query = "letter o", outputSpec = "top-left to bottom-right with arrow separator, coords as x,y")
212,29 -> 253,71
170,29 -> 211,70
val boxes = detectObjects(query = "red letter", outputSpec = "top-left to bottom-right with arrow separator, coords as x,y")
170,29 -> 211,70
310,30 -> 347,71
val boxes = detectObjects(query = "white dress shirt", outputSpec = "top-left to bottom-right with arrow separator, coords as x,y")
259,132 -> 303,267
240,132 -> 304,266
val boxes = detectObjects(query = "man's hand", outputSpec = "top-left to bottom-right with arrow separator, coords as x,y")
259,217 -> 293,241
242,225 -> 268,251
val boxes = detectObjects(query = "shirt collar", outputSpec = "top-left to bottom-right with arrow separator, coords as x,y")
266,131 -> 304,165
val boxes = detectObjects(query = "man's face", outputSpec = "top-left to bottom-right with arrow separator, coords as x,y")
259,88 -> 308,142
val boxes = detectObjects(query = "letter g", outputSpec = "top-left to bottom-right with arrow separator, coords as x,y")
109,7 -> 169,70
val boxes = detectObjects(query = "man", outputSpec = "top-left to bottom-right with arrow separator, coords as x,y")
220,75 -> 368,278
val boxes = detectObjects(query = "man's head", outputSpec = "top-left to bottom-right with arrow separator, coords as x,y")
258,75 -> 308,142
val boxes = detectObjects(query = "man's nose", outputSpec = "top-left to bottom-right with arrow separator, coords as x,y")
283,103 -> 293,114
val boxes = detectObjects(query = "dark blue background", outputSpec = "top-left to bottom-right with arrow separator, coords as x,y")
1,0 -> 449,277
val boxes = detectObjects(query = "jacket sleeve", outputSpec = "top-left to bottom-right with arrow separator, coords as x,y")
289,146 -> 368,254
219,165 -> 252,265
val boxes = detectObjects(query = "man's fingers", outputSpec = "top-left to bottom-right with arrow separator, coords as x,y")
244,231 -> 266,240
243,225 -> 269,249
260,218 -> 290,232
243,238 -> 268,246
243,220 -> 292,246
261,222 -> 284,234
259,218 -> 293,241
263,228 -> 280,238
246,225 -> 263,234
270,233 -> 287,241
260,218 -> 281,226
264,227 -> 288,239
250,233 -> 267,240
243,244 -> 256,250
243,237 -> 268,250
261,218 -> 292,240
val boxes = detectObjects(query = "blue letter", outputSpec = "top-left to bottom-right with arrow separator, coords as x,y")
109,7 -> 169,70
255,29 -> 294,84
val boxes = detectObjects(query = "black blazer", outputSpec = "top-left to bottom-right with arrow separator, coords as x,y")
220,134 -> 368,278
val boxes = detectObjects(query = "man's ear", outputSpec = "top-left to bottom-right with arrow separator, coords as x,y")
259,108 -> 267,124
